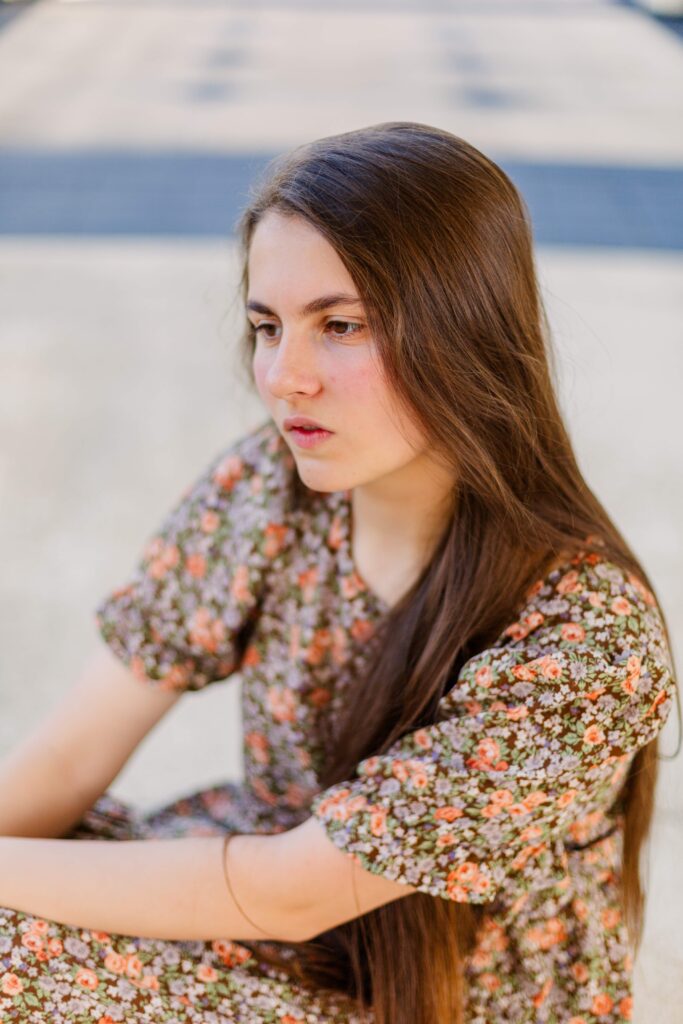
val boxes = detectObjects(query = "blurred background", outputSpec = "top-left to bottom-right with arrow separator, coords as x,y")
0,0 -> 681,1018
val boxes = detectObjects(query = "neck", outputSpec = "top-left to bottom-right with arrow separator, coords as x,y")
350,452 -> 456,563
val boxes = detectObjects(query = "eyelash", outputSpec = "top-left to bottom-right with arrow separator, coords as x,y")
249,319 -> 364,343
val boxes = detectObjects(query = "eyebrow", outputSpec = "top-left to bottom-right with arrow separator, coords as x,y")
245,293 -> 363,318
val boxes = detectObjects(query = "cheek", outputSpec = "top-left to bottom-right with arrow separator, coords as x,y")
252,351 -> 271,405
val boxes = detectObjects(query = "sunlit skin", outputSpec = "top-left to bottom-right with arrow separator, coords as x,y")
247,210 -> 456,600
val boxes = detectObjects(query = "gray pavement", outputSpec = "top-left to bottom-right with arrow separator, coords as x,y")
0,1 -> 682,1019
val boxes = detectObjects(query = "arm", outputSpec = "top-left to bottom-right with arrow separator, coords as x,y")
0,817 -> 416,943
0,642 -> 182,838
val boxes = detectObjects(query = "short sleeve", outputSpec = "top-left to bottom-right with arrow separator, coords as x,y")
310,553 -> 677,904
94,421 -> 292,692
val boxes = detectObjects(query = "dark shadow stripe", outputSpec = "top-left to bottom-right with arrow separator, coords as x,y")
0,149 -> 681,249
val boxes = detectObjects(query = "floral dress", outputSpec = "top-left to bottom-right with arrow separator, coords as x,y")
0,419 -> 676,1024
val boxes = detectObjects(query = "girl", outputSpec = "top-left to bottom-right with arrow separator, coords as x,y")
0,121 -> 678,1024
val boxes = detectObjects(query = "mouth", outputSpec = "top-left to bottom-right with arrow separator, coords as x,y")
287,425 -> 334,448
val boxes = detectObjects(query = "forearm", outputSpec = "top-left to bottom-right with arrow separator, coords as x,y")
0,833 -> 300,943
0,736 -> 99,839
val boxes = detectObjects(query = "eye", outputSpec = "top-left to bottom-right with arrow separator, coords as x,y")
248,319 -> 365,342
325,320 -> 364,339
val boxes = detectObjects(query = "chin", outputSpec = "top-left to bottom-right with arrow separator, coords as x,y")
293,460 -> 352,494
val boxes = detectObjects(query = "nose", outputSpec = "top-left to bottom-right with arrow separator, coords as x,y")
263,331 -> 322,399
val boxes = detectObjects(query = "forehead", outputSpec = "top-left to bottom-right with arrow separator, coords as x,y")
247,211 -> 357,295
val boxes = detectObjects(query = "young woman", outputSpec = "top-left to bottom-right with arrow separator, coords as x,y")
0,121 -> 678,1024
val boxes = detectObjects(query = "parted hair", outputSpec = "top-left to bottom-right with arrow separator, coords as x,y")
230,121 -> 678,1024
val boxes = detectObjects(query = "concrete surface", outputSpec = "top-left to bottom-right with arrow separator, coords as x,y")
0,1 -> 681,1019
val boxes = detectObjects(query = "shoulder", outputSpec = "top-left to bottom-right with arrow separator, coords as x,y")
203,419 -> 296,506
499,550 -> 667,656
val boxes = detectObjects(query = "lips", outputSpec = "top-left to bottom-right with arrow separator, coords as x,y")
283,416 -> 331,432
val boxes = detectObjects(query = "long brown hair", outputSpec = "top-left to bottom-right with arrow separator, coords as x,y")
230,122 -> 680,1024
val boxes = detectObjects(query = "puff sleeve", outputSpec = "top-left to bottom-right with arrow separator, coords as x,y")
94,422 -> 289,692
310,554 -> 677,904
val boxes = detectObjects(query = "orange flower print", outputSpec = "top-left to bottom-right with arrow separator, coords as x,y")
591,993 -> 614,1016
138,974 -> 160,990
491,789 -> 514,806
104,952 -> 127,974
370,807 -> 387,836
1,973 -> 24,995
197,964 -> 218,983
522,790 -> 547,810
434,805 -> 463,822
526,918 -> 567,950
242,643 -> 261,668
289,623 -> 301,661
557,570 -> 582,595
76,968 -> 99,990
267,685 -> 297,723
475,664 -> 493,688
583,724 -> 606,745
21,932 -> 44,953
561,622 -> 585,642
211,938 -> 254,968
285,783 -> 311,809
125,955 -> 143,979
611,597 -> 632,616
506,705 -> 528,721
556,789 -> 578,808
230,564 -> 254,605
264,522 -> 288,558
572,897 -> 589,921
481,803 -> 503,817
588,591 -> 605,607
304,628 -> 332,666
341,570 -> 366,600
504,621 -> 529,641
350,618 -> 374,642
250,777 -> 278,806
619,996 -> 633,1019
327,514 -> 344,551
409,767 -> 429,789
331,625 -> 348,665
453,861 -> 479,884
414,728 -> 433,750
392,760 -> 409,782
512,662 -> 537,681
185,552 -> 207,579
532,977 -> 554,1008
537,655 -> 562,679
200,509 -> 220,533
212,454 -> 243,492
601,906 -> 621,929
643,688 -> 669,719
148,542 -> 180,580
245,731 -> 270,765
571,962 -> 589,983
309,687 -> 331,708
189,606 -> 226,654
297,566 -> 319,603
160,662 -> 193,691
250,473 -> 264,495
480,972 -> 501,992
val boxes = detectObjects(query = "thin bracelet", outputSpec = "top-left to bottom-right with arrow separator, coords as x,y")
221,833 -> 271,938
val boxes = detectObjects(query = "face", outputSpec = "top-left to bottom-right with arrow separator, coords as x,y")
247,209 -> 434,494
